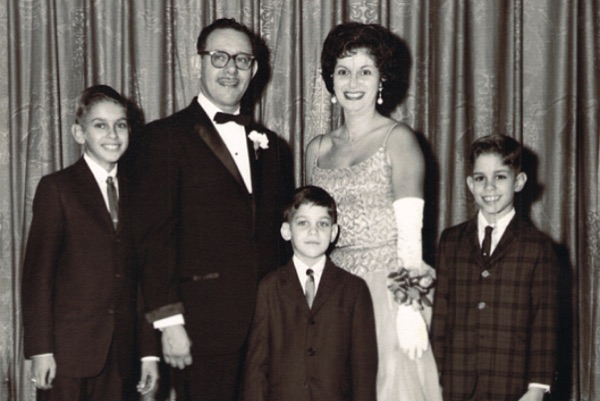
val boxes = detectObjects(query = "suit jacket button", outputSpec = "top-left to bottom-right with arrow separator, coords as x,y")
481,270 -> 490,278
309,318 -> 316,325
307,347 -> 315,356
477,302 -> 486,310
108,308 -> 115,315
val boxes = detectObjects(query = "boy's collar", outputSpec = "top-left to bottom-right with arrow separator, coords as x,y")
293,254 -> 326,274
83,153 -> 117,178
477,208 -> 515,229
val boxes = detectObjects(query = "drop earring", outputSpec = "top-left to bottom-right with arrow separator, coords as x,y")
331,95 -> 337,104
377,82 -> 383,105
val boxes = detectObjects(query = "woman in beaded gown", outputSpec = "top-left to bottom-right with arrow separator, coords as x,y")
305,23 -> 442,401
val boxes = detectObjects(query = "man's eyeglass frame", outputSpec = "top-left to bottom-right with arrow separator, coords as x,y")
198,50 -> 256,71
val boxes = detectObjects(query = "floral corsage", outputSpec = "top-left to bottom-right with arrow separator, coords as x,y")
248,130 -> 269,150
387,267 -> 435,310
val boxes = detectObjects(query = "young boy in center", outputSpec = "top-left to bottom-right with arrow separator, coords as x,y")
431,134 -> 559,401
22,85 -> 158,401
242,185 -> 378,401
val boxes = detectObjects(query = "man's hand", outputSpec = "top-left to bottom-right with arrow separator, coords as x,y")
518,387 -> 545,401
31,354 -> 56,390
137,360 -> 160,395
161,324 -> 192,369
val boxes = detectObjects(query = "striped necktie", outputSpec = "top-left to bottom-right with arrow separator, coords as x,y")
106,176 -> 119,229
305,269 -> 315,308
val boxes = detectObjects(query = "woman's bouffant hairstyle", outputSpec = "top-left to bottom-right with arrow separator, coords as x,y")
321,22 -> 411,116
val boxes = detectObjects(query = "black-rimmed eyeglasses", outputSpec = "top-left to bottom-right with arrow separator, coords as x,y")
198,50 -> 255,71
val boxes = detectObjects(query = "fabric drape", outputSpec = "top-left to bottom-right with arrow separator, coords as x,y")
1,1 -> 597,400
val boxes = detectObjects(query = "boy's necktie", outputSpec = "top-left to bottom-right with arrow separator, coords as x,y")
305,269 -> 315,308
482,225 -> 494,259
106,176 -> 119,229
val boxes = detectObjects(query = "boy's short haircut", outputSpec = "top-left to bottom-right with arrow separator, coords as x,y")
283,185 -> 337,223
75,85 -> 128,124
469,134 -> 523,173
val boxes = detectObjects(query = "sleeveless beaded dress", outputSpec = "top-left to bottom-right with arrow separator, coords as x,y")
311,128 -> 442,401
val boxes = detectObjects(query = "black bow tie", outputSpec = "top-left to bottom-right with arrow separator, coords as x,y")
213,112 -> 251,126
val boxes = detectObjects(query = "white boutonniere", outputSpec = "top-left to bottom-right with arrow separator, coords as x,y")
248,130 -> 269,151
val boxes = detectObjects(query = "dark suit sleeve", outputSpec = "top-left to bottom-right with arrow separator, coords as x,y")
351,279 -> 378,401
527,235 -> 559,385
431,228 -> 451,375
131,127 -> 184,322
242,279 -> 271,401
22,177 -> 64,357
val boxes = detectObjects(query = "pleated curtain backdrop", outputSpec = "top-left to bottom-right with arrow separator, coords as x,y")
1,1 -> 598,400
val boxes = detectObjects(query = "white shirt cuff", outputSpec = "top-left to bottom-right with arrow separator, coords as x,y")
529,383 -> 550,392
153,314 -> 185,330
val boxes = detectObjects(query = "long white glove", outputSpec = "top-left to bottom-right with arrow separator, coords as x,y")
393,197 -> 429,360
393,197 -> 425,272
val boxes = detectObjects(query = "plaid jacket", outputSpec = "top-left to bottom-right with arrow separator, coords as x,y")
431,216 -> 559,401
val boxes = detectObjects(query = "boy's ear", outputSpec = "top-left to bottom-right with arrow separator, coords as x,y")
466,176 -> 475,195
71,124 -> 85,145
280,222 -> 291,241
330,224 -> 339,243
514,171 -> 528,192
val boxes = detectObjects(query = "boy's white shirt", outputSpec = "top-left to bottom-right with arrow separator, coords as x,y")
293,255 -> 326,296
476,208 -> 515,256
84,153 -> 118,213
476,207 -> 550,393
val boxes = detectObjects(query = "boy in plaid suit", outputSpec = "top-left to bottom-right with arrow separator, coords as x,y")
431,134 -> 558,401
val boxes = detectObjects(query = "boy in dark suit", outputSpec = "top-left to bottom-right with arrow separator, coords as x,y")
21,85 -> 158,401
431,134 -> 559,401
242,185 -> 378,401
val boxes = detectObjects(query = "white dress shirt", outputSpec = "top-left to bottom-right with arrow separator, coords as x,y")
197,92 -> 253,193
293,255 -> 326,297
476,208 -> 515,256
84,153 -> 118,213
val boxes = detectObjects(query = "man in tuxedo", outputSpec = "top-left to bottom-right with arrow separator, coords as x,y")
131,18 -> 294,401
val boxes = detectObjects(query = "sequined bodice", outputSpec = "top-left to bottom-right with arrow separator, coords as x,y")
313,147 -> 397,247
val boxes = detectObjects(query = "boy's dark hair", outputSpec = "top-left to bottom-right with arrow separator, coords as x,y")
469,134 -> 523,173
283,185 -> 337,223
74,85 -> 128,124
196,18 -> 258,55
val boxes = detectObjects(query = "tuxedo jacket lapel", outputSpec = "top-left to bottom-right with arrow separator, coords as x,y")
196,122 -> 247,192
246,126 -> 262,200
191,104 -> 249,193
